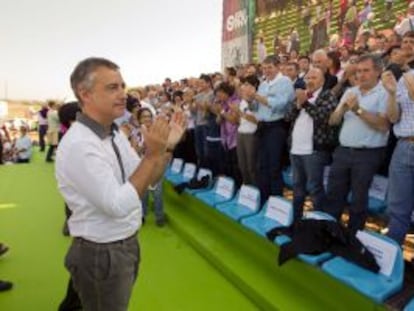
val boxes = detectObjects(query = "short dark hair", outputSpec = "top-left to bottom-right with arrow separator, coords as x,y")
263,55 -> 280,66
214,82 -> 235,97
298,55 -> 310,62
356,53 -> 383,71
70,57 -> 119,102
240,75 -> 260,90
226,67 -> 237,77
172,90 -> 184,103
199,74 -> 212,87
137,107 -> 153,120
403,31 -> 414,39
286,62 -> 299,71
58,102 -> 81,128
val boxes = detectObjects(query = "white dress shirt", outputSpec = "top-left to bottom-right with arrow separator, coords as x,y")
291,87 -> 322,155
56,114 -> 142,243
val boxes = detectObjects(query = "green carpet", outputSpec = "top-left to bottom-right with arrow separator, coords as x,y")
0,151 -> 258,310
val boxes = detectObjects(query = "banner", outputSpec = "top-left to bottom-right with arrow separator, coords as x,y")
222,0 -> 254,68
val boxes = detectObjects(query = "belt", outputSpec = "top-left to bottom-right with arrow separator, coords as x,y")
401,136 -> 414,143
75,232 -> 137,246
341,146 -> 385,151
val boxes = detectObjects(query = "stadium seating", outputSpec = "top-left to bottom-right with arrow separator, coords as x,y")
167,162 -> 197,185
241,195 -> 293,238
404,298 -> 414,311
164,158 -> 184,181
195,176 -> 235,207
216,185 -> 261,221
322,230 -> 404,303
185,168 -> 213,195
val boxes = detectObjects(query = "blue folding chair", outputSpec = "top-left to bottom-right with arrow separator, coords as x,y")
168,162 -> 196,185
322,230 -> 404,303
404,298 -> 414,311
241,196 -> 293,238
216,185 -> 260,221
164,158 -> 184,181
185,168 -> 213,195
195,176 -> 235,207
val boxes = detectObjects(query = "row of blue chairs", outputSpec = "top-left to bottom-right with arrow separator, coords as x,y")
165,159 -> 405,305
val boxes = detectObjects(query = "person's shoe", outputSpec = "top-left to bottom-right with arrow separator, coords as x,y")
0,244 -> 9,257
46,158 -> 54,163
0,280 -> 13,292
156,218 -> 166,227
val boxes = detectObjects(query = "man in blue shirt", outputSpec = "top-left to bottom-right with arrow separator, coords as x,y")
383,69 -> 414,244
326,54 -> 390,233
248,55 -> 294,202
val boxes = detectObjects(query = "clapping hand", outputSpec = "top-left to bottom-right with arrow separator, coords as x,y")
381,71 -> 397,95
345,93 -> 358,112
141,116 -> 169,158
167,111 -> 187,151
295,89 -> 308,108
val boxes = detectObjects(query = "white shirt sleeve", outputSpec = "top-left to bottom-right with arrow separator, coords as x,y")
62,140 -> 141,219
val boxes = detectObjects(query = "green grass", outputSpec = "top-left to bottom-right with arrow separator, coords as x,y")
0,150 -> 258,310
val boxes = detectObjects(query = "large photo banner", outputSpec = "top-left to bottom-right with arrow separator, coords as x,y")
222,0 -> 254,68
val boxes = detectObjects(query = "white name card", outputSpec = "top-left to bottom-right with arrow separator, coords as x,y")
198,168 -> 212,180
171,158 -> 183,173
265,196 -> 293,226
216,177 -> 234,199
368,175 -> 388,201
356,231 -> 397,277
183,164 -> 196,179
238,185 -> 259,211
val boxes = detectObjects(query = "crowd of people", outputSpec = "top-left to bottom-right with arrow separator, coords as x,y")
1,3 -> 414,308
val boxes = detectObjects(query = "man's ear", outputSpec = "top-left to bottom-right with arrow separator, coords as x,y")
78,87 -> 90,104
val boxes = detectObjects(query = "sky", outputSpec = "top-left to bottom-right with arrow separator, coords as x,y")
0,0 -> 223,101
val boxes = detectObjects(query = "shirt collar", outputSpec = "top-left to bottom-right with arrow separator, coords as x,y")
76,113 -> 118,140
358,81 -> 381,96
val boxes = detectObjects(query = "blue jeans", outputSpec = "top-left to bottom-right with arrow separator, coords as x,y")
324,146 -> 385,233
194,125 -> 207,167
142,181 -> 164,222
290,151 -> 330,221
257,121 -> 287,203
387,140 -> 414,244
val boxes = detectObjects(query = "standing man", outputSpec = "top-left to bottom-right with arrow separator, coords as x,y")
249,55 -> 295,202
37,104 -> 48,152
311,49 -> 338,91
45,101 -> 59,162
326,54 -> 390,233
383,70 -> 414,245
285,67 -> 338,221
56,57 -> 186,311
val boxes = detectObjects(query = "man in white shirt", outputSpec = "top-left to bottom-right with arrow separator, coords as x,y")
14,126 -> 32,163
285,68 -> 338,221
56,57 -> 186,311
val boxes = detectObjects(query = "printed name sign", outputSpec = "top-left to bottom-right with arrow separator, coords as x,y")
171,159 -> 183,173
216,178 -> 234,199
238,185 -> 259,211
356,231 -> 397,277
265,197 -> 293,226
183,164 -> 196,179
